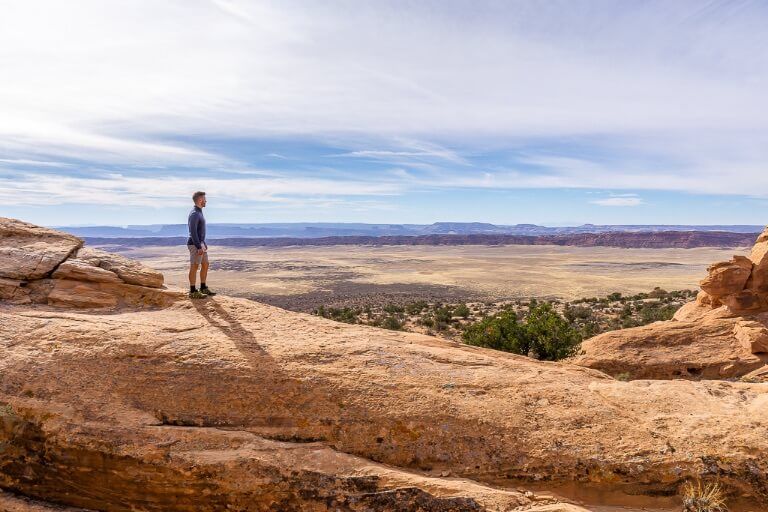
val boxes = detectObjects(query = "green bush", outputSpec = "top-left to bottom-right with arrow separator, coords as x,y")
406,301 -> 428,315
418,315 -> 435,328
639,303 -> 678,323
524,303 -> 583,360
463,311 -> 529,353
381,315 -> 403,330
454,304 -> 470,318
462,303 -> 581,361
435,306 -> 453,323
384,304 -> 405,314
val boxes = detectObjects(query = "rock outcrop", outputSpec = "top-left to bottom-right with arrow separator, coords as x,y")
2,218 -> 768,511
573,227 -> 768,380
0,217 -> 173,309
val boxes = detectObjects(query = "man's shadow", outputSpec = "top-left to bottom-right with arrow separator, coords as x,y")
190,298 -> 271,367
189,298 -> 342,437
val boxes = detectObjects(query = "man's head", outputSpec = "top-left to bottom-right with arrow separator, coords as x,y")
192,191 -> 206,208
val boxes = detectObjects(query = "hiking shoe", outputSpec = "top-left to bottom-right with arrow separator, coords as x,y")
189,290 -> 208,299
200,287 -> 217,296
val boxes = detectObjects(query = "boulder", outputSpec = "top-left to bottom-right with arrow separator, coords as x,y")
575,227 -> 768,379
741,366 -> 768,383
572,307 -> 766,379
76,247 -> 164,288
0,217 -> 173,311
47,279 -> 120,309
722,289 -> 767,313
699,255 -> 751,299
748,226 -> 768,293
46,279 -> 179,310
0,217 -> 82,280
734,320 -> 768,354
51,259 -> 123,283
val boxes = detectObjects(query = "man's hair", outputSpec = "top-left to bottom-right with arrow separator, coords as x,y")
192,191 -> 206,202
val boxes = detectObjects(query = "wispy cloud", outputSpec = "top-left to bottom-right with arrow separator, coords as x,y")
0,172 -> 401,207
590,196 -> 644,207
1,1 -> 767,222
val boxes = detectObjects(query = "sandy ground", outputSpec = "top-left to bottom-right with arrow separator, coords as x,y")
101,244 -> 749,311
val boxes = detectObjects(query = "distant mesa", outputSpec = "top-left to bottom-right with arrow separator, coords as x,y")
56,221 -> 764,240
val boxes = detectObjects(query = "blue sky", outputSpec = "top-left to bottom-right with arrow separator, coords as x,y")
1,1 -> 767,226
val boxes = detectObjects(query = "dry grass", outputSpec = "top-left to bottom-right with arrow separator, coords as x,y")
682,480 -> 728,512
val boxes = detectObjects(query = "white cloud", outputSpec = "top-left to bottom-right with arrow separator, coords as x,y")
0,0 -> 767,198
590,197 -> 644,207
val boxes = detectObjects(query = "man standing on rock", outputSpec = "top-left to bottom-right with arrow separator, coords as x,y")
188,191 -> 216,299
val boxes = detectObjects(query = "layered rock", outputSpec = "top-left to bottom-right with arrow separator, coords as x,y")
0,218 -> 81,280
0,217 -> 171,309
573,227 -> 768,380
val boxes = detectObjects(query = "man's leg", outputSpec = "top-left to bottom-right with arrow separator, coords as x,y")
199,250 -> 216,296
188,263 -> 199,289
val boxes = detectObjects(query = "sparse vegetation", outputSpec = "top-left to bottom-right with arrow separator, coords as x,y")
311,288 -> 698,357
0,403 -> 15,417
681,480 -> 728,512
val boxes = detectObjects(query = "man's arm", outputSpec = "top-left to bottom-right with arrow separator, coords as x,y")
188,213 -> 202,249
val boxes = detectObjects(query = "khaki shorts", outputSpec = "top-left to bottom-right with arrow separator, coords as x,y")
188,243 -> 209,265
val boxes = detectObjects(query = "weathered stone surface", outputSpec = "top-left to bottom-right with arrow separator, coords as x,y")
722,289 -> 768,312
741,365 -> 768,383
0,277 -> 30,304
573,305 -> 766,379
51,259 -> 123,283
52,258 -> 123,283
734,320 -> 768,354
76,247 -> 164,288
46,279 -> 180,310
2,296 -> 768,509
47,279 -> 120,309
699,255 -> 752,298
3,217 -> 768,510
0,489 -> 91,511
0,398 -> 577,512
0,218 -> 82,280
748,228 -> 768,293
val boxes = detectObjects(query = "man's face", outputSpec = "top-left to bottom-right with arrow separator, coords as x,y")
196,195 -> 207,208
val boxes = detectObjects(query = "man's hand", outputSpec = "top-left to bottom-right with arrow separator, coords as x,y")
197,247 -> 205,255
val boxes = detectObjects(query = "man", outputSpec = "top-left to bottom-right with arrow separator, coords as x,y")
188,191 -> 216,299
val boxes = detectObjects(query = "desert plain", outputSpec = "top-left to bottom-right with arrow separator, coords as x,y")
104,244 -> 749,310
